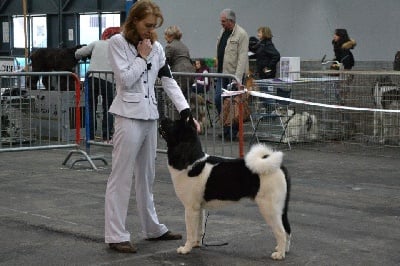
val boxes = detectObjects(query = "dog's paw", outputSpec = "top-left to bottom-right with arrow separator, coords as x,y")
177,245 -> 192,254
192,241 -> 201,248
271,251 -> 285,260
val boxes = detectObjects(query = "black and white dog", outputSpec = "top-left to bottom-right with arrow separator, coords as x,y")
159,116 -> 291,260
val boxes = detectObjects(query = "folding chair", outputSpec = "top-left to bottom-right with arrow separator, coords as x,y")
249,83 -> 292,149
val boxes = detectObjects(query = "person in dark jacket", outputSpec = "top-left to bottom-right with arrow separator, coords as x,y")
332,28 -> 356,70
249,26 -> 280,79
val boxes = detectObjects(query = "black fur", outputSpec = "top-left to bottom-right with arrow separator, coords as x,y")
29,45 -> 83,90
159,116 -> 204,170
281,165 -> 291,235
204,157 -> 260,201
187,155 -> 262,201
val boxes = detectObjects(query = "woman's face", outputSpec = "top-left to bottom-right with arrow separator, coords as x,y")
195,60 -> 201,69
134,14 -> 157,40
164,34 -> 173,43
333,33 -> 340,42
257,30 -> 262,40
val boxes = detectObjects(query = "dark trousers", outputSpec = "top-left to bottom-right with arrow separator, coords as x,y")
223,124 -> 238,138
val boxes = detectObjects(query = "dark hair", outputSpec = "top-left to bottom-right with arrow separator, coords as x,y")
195,59 -> 209,72
122,0 -> 164,46
334,28 -> 351,46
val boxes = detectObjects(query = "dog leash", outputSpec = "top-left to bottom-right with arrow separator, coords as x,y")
201,211 -> 229,247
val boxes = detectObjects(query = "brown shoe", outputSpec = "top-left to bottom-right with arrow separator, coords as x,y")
145,231 -> 182,241
109,241 -> 137,253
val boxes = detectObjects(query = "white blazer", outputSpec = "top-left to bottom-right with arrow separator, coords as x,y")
108,34 -> 189,120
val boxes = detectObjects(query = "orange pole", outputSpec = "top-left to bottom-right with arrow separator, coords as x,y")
238,95 -> 244,158
72,73 -> 81,145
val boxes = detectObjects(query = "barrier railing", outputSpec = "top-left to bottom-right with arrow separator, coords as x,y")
79,71 -> 247,169
0,71 -> 104,168
1,71 -> 80,150
168,70 -> 400,157
79,69 -> 400,161
158,72 -> 246,157
4,69 -> 397,170
70,70 -> 116,168
246,70 -> 400,156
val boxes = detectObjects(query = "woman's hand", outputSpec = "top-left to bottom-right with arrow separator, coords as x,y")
193,118 -> 201,133
137,39 -> 152,59
180,108 -> 201,133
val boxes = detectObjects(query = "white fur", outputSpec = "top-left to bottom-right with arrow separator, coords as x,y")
245,143 -> 283,175
272,108 -> 318,143
284,111 -> 318,143
167,145 -> 290,260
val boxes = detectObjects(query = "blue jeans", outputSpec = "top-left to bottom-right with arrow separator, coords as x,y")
214,77 -> 230,114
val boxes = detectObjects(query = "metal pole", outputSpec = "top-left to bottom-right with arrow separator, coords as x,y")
22,0 -> 28,69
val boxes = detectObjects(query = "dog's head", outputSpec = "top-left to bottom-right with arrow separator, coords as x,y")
159,115 -> 198,146
159,115 -> 204,170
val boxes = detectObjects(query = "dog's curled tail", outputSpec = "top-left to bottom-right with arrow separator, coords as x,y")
245,144 -> 283,175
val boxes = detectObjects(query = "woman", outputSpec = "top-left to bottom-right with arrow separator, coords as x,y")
332,28 -> 356,70
164,25 -> 195,95
249,26 -> 280,79
104,0 -> 198,253
192,59 -> 210,94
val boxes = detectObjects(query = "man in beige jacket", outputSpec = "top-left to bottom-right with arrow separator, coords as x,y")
215,8 -> 249,140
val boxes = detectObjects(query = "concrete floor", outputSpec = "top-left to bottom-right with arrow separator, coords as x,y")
0,144 -> 399,266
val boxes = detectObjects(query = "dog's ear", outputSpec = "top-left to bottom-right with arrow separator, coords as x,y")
179,108 -> 191,122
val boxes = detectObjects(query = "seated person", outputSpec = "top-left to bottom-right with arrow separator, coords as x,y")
192,59 -> 210,94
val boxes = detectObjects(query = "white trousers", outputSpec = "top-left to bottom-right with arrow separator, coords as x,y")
105,116 -> 168,243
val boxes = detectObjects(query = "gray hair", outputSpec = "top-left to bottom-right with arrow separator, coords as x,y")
221,8 -> 236,23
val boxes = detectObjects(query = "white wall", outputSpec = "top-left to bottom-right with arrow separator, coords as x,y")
154,0 -> 400,61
